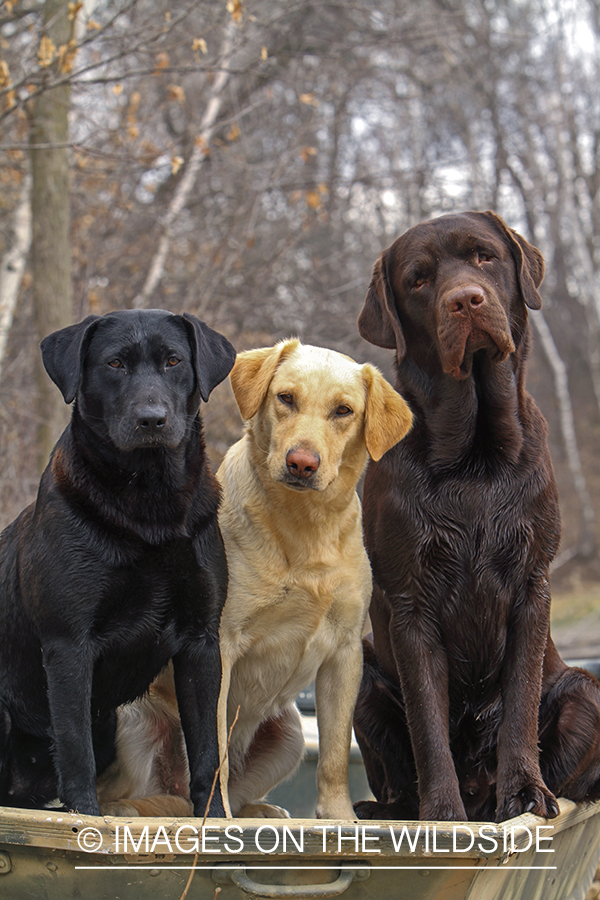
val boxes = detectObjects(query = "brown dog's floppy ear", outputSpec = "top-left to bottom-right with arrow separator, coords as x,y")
182,313 -> 237,402
40,315 -> 100,404
230,338 -> 300,421
361,363 -> 412,461
358,250 -> 407,364
481,210 -> 544,310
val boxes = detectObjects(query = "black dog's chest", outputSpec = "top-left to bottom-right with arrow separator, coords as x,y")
90,539 -> 206,651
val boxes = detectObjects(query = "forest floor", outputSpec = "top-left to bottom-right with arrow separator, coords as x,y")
552,580 -> 600,661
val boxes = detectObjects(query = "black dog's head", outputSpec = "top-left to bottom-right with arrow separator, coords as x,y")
41,310 -> 236,451
358,210 -> 544,380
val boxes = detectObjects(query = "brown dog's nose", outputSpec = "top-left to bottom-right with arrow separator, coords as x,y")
286,448 -> 320,478
445,285 -> 486,316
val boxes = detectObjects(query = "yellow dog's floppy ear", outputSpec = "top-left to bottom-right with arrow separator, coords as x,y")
362,363 -> 412,461
230,338 -> 300,421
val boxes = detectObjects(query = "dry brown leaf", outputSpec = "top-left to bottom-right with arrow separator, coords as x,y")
227,0 -> 244,25
193,37 -> 207,61
299,92 -> 319,106
300,146 -> 318,163
58,40 -> 78,74
153,51 -> 169,75
167,83 -> 185,103
195,134 -> 210,156
0,60 -> 10,89
38,35 -> 56,68
68,1 -> 82,21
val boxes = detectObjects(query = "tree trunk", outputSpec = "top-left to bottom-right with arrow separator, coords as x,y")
30,0 -> 73,473
531,311 -> 596,564
0,175 -> 32,380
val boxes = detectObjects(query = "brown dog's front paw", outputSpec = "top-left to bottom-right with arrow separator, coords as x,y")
419,792 -> 468,822
496,783 -> 560,823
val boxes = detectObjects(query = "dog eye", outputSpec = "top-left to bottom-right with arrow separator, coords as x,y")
413,277 -> 428,290
477,251 -> 494,263
278,393 -> 293,406
166,356 -> 180,368
107,359 -> 124,369
336,405 -> 353,417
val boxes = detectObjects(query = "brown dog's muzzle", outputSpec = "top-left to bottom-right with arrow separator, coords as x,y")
437,283 -> 516,380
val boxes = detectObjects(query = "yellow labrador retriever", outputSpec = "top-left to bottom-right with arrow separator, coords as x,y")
98,339 -> 412,819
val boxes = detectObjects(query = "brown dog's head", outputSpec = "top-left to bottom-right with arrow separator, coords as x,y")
229,340 -> 412,492
358,210 -> 544,380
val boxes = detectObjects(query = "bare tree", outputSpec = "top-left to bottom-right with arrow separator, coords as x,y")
29,0 -> 75,470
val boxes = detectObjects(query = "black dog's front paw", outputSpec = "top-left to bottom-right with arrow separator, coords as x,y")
496,782 -> 560,823
195,791 -> 226,818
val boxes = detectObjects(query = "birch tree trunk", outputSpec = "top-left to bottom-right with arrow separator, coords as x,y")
0,175 -> 32,380
531,311 -> 596,565
132,19 -> 237,309
30,0 -> 73,472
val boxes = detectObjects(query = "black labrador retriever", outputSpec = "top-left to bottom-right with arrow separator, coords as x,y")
0,309 -> 235,817
353,211 -> 600,823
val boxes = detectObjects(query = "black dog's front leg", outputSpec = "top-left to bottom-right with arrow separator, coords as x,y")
43,641 -> 100,815
173,633 -> 226,818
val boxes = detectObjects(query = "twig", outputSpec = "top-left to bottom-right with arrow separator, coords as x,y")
178,705 -> 240,900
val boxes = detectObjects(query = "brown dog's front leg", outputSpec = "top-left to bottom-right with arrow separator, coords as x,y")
43,642 -> 100,816
495,575 -> 559,822
391,618 -> 467,822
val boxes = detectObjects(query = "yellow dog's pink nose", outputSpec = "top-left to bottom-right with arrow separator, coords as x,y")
286,448 -> 320,478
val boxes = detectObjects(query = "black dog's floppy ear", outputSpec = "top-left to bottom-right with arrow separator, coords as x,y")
482,210 -> 544,310
358,250 -> 407,364
182,313 -> 236,402
40,315 -> 100,404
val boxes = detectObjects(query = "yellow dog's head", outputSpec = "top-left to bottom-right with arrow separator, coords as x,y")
230,339 -> 412,493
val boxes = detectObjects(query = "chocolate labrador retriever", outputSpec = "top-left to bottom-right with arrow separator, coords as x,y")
353,211 -> 600,823
0,309 -> 235,817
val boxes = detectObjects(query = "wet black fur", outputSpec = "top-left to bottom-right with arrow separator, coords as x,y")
0,309 -> 235,816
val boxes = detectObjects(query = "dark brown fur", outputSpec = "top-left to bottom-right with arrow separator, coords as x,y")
353,211 -> 600,822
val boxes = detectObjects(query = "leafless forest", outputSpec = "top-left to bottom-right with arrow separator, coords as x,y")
0,0 -> 599,598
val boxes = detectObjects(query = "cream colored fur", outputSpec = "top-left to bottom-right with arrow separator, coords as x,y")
98,340 -> 412,820
217,340 -> 412,818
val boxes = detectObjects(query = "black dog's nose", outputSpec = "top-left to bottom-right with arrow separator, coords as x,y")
136,405 -> 167,432
286,448 -> 320,478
